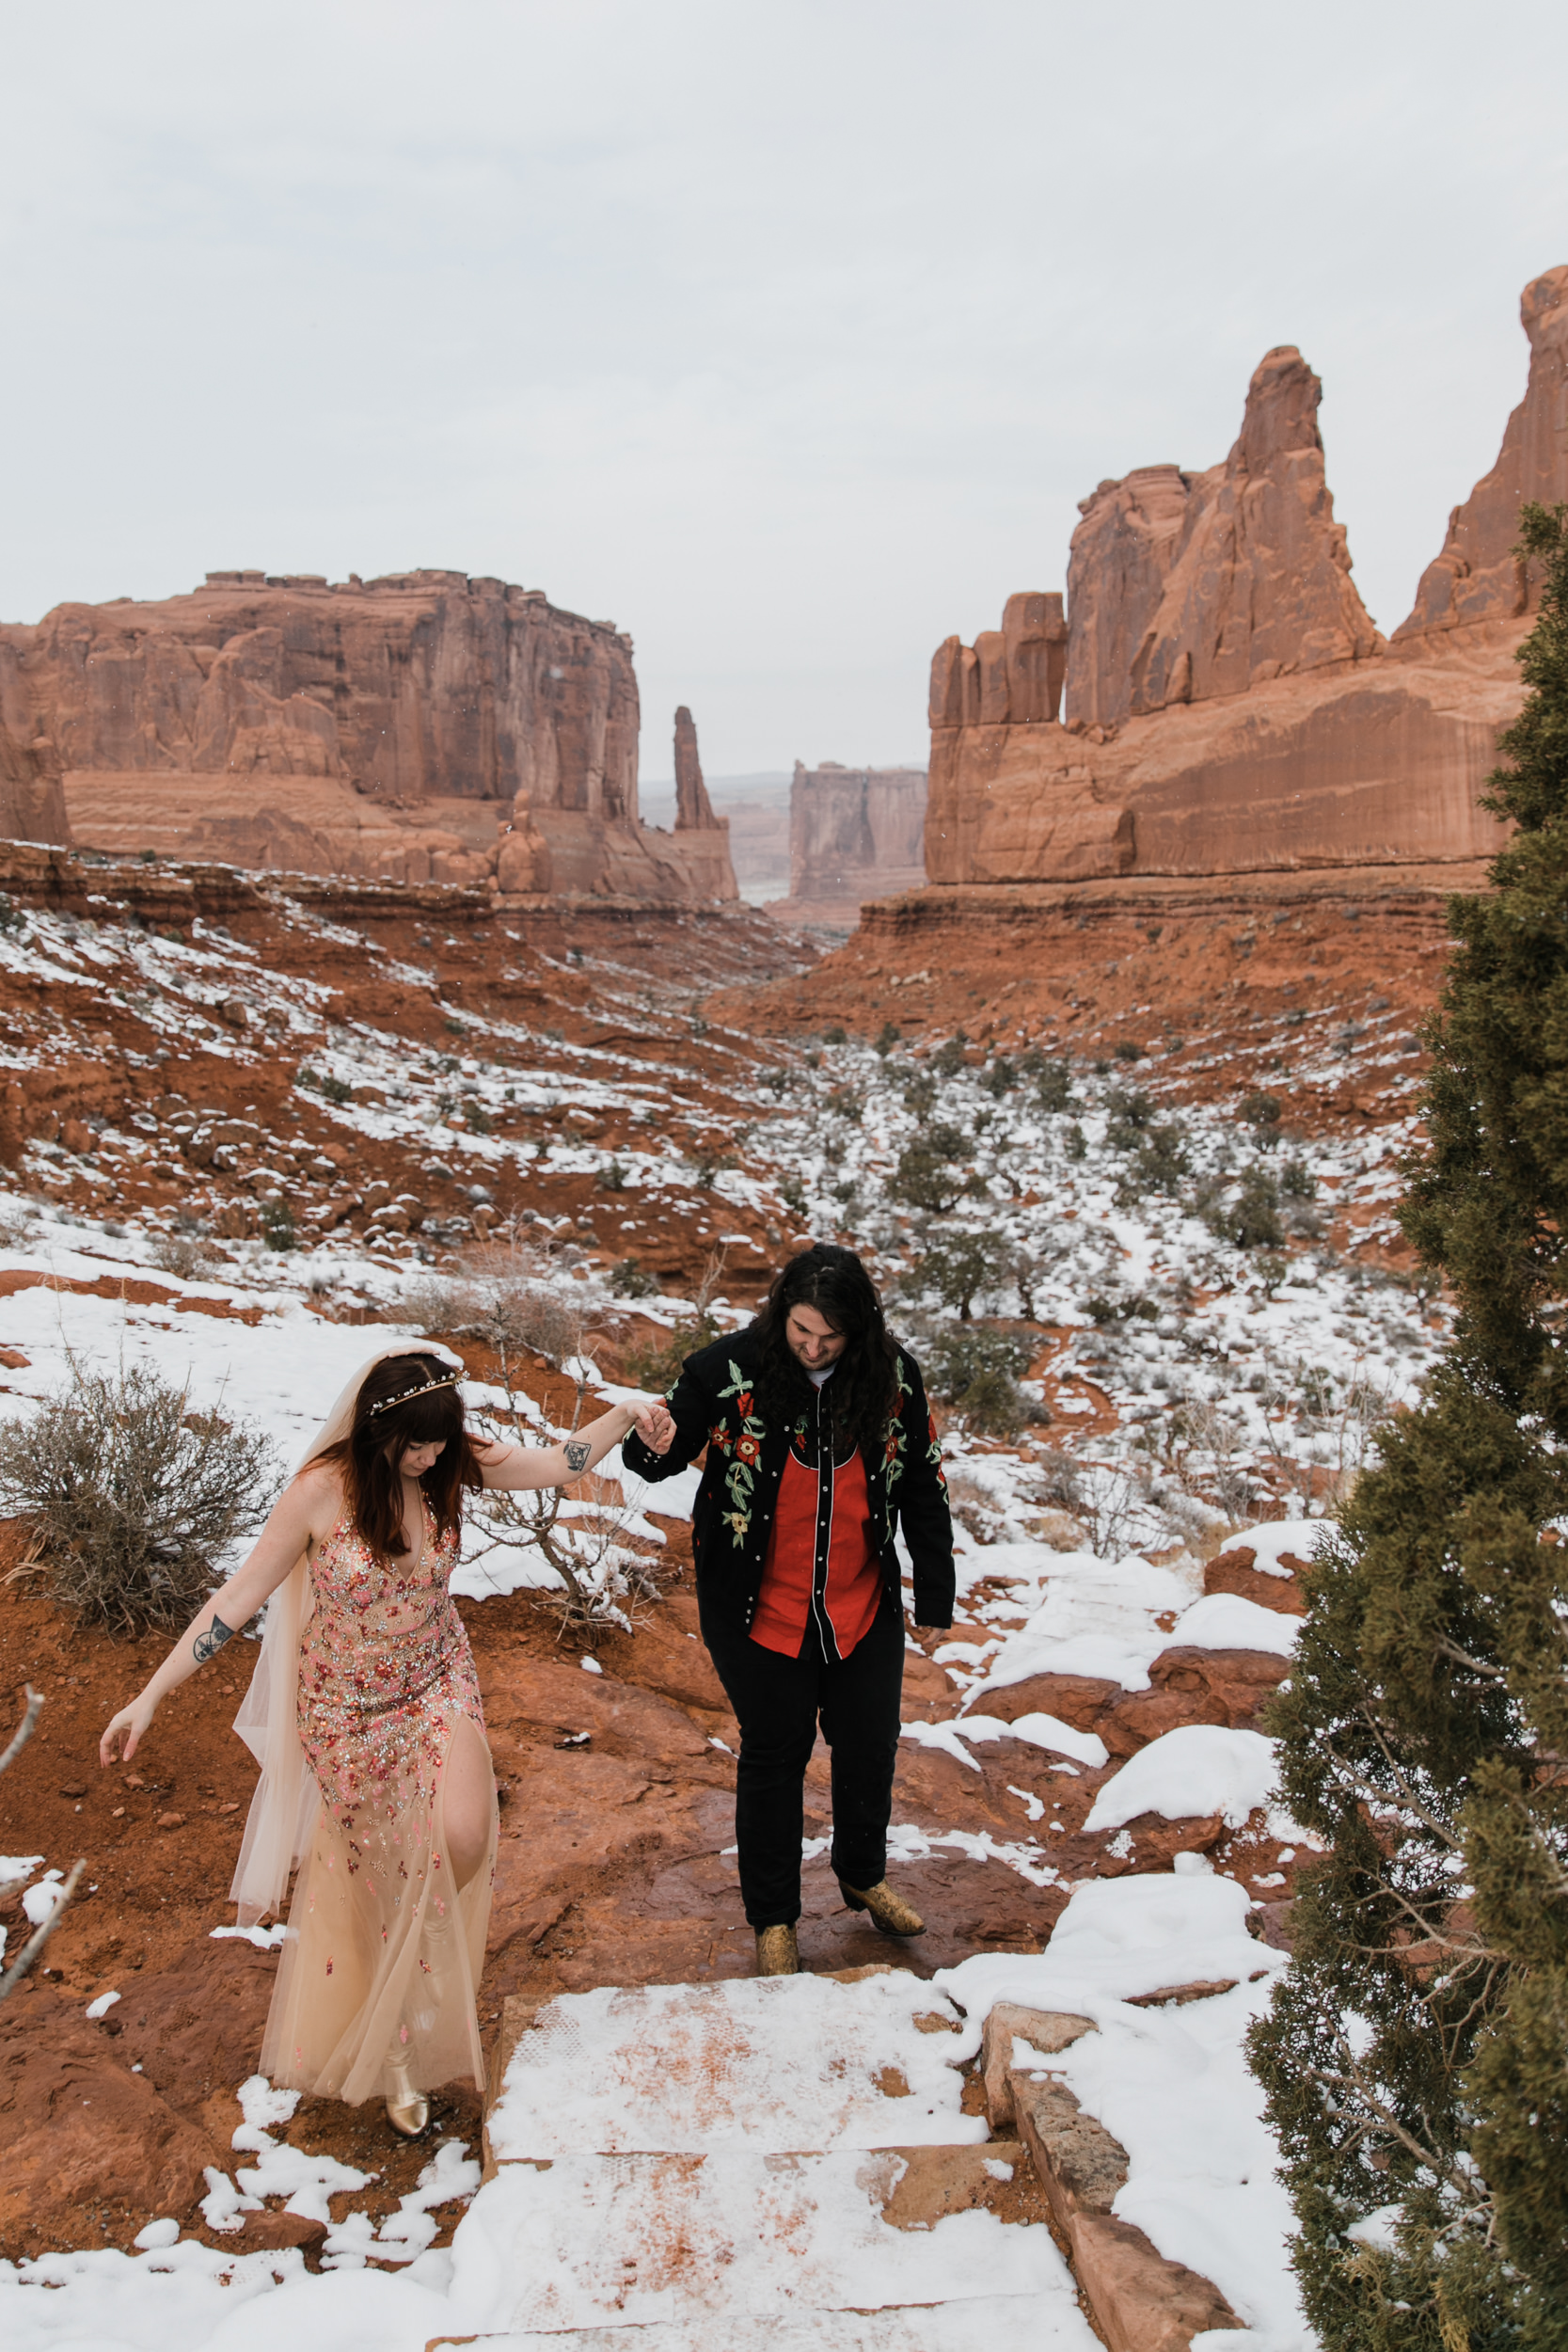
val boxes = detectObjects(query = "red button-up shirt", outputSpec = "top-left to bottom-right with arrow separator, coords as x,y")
750,1437 -> 882,1661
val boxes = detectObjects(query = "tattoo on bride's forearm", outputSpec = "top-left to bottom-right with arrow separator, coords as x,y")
562,1438 -> 592,1475
193,1614 -> 234,1664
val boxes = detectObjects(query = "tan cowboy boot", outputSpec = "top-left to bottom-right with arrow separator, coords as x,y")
838,1877 -> 926,1936
754,1923 -> 800,1976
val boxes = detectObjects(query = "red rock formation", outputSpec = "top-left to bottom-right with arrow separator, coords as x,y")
1064,347 -> 1381,730
661,705 -> 737,901
673,705 -> 714,828
775,760 -> 928,929
0,571 -> 732,903
1396,264 -> 1568,640
930,593 -> 1067,730
926,272 -> 1564,888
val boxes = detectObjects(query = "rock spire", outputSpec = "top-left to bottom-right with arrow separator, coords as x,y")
1395,264 -> 1568,639
1064,345 -> 1381,729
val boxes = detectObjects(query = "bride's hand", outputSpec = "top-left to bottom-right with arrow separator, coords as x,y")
631,1403 -> 676,1455
101,1691 -> 158,1768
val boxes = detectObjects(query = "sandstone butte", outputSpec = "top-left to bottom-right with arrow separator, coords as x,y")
774,758 -> 929,930
925,263 -> 1568,889
0,569 -> 736,906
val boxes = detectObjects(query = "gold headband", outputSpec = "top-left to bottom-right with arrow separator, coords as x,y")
366,1370 -> 462,1418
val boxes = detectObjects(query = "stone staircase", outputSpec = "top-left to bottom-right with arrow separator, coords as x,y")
426,1963 -> 1243,2352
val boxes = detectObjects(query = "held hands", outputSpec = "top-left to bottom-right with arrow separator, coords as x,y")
629,1401 -> 676,1455
100,1689 -> 159,1769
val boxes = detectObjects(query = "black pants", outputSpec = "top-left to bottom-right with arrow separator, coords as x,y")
703,1584 -> 905,1929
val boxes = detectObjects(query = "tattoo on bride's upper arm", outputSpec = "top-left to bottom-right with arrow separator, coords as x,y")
193,1614 -> 234,1665
562,1438 -> 592,1475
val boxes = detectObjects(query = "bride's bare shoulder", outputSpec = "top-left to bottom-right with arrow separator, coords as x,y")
290,1458 -> 349,1527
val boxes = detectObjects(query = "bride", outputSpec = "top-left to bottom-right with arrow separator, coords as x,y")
100,1344 -> 672,2137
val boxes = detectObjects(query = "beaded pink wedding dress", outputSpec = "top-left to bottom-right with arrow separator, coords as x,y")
255,1496 -> 497,2104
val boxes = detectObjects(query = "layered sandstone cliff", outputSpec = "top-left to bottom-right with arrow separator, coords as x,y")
927,269 -> 1565,886
0,570 -> 733,902
773,760 -> 928,929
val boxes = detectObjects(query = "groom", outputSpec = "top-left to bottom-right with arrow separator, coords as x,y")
624,1242 -> 954,1976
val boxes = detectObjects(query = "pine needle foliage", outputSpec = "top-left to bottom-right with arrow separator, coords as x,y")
1249,506 -> 1568,2352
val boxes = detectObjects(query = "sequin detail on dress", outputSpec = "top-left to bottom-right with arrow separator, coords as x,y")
257,1497 -> 497,2105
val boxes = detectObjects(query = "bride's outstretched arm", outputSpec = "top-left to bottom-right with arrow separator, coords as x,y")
98,1466 -> 334,1767
478,1397 -> 673,1491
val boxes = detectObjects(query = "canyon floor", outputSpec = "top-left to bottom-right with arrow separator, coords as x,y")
0,844 -> 1470,2349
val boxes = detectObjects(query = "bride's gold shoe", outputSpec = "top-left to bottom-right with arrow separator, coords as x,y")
384,2049 -> 431,2137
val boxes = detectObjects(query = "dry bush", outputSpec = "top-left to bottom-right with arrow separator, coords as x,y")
403,1235 -> 606,1375
150,1231 -> 226,1281
0,1363 -> 280,1633
464,1357 -> 660,1637
0,1199 -> 35,1248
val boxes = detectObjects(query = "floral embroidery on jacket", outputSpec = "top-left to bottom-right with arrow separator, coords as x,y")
882,1353 -> 914,1496
716,1360 -> 768,1549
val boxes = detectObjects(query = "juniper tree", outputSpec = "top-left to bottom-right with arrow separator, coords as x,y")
1250,506 -> 1568,2352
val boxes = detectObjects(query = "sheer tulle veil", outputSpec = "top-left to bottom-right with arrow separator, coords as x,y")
228,1342 -> 466,1925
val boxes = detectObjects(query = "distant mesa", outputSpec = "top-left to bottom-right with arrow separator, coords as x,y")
926,265 -> 1568,889
770,760 -> 928,933
0,568 -> 736,906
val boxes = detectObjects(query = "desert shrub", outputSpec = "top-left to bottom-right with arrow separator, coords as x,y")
1064,1121 -> 1086,1161
404,1241 -> 598,1371
625,1315 -> 719,1393
920,1324 -> 1035,1436
261,1200 -> 297,1252
1113,1038 -> 1143,1062
596,1158 -> 628,1191
822,1025 -> 847,1046
901,1073 -> 938,1120
874,1022 -> 900,1057
464,1103 -> 494,1136
910,1228 -> 1005,1321
1119,1119 -> 1190,1197
1104,1086 -> 1154,1151
930,1033 -> 968,1077
1031,1057 -> 1074,1113
948,1364 -> 1030,1437
610,1255 -> 658,1297
893,1125 -> 974,1213
979,1056 -> 1016,1098
1239,1089 -> 1283,1141
1196,1166 -> 1284,1249
1280,1154 -> 1316,1199
150,1232 -> 222,1281
0,1365 -> 279,1633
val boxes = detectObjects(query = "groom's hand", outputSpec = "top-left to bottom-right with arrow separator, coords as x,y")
631,1403 -> 676,1455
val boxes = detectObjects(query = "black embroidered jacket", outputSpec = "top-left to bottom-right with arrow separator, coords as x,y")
620,1326 -> 955,1640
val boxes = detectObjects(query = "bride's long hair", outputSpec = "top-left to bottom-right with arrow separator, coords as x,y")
308,1351 -> 484,1558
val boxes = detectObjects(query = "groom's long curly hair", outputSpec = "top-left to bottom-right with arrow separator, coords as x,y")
309,1353 -> 485,1560
752,1245 -> 900,1458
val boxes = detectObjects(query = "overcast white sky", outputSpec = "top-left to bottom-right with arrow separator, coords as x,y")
3,1 -> 1564,778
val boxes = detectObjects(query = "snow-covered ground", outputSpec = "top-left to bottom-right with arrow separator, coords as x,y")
1,1005 -> 1439,2349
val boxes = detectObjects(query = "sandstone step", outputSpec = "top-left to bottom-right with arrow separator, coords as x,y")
440,2146 -> 1094,2347
429,2300 -> 1085,2351
484,1968 -> 984,2165
471,1973 -> 1244,2352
